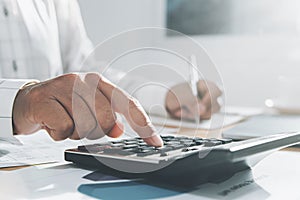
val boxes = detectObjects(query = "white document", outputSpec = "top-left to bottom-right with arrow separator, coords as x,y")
0,130 -> 108,168
0,163 -> 98,199
150,113 -> 246,130
225,106 -> 265,117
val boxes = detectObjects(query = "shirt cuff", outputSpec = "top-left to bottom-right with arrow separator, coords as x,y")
0,79 -> 38,144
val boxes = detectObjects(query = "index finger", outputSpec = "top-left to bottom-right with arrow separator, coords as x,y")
93,74 -> 163,147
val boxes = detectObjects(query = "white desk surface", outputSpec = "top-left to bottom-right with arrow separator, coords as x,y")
2,107 -> 300,199
1,150 -> 300,200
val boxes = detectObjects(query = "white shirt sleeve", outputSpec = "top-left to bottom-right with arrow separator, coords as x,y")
0,79 -> 36,143
54,0 -> 94,73
54,0 -> 169,117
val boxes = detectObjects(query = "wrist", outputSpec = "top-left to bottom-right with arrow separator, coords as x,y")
12,81 -> 39,134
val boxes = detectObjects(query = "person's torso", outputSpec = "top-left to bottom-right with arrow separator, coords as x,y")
0,0 -> 63,80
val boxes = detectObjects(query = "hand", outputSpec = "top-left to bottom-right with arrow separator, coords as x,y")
165,80 -> 222,120
12,73 -> 163,147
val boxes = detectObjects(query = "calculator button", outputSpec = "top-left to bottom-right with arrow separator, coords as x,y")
140,146 -> 155,151
110,143 -> 124,147
124,141 -> 138,145
219,138 -> 233,144
182,147 -> 198,152
128,148 -> 144,153
169,144 -> 185,150
123,144 -> 139,149
165,141 -> 181,145
161,136 -> 175,139
180,140 -> 195,147
163,138 -> 177,142
103,148 -> 136,156
193,139 -> 204,145
78,144 -> 107,152
176,136 -> 189,140
137,150 -> 158,157
118,150 -> 136,156
111,141 -> 123,144
160,152 -> 169,157
123,139 -> 138,142
137,142 -> 148,146
203,140 -> 223,147
156,146 -> 173,153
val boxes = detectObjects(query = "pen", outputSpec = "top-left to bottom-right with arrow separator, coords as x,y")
188,55 -> 200,124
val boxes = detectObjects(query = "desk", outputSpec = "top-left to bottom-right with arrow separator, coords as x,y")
2,112 -> 300,199
1,151 -> 300,199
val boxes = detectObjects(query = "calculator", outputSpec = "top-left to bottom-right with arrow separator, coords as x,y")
65,132 -> 300,186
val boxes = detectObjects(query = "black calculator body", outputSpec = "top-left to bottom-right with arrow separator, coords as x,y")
65,132 -> 300,187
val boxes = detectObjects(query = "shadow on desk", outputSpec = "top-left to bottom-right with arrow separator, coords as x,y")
0,149 -> 9,157
77,167 -> 270,200
0,163 -> 270,199
78,181 -> 183,200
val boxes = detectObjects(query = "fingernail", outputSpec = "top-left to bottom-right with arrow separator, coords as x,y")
107,121 -> 124,138
144,134 -> 164,147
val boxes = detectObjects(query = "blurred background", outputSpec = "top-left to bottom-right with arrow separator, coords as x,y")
78,0 -> 300,107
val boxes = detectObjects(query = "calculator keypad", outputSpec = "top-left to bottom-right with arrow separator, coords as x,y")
77,136 -> 233,158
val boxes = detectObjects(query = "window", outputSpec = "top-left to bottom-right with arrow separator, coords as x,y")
166,0 -> 300,35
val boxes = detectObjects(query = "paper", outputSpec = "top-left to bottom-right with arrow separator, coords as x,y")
0,130 -> 108,168
222,115 -> 300,140
224,106 -> 264,117
0,163 -> 96,199
150,113 -> 246,130
0,163 -> 139,199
